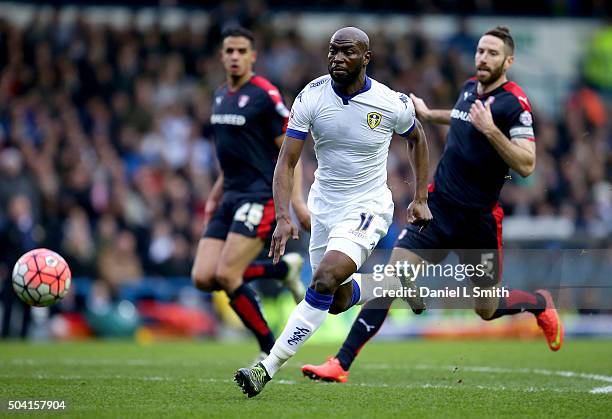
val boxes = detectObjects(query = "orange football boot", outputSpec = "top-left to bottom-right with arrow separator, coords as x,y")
535,289 -> 564,351
302,357 -> 349,383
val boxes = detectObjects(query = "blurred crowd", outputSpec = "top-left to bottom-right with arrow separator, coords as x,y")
0,7 -> 610,302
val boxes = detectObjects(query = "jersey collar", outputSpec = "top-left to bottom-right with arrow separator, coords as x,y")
331,75 -> 372,105
475,80 -> 508,99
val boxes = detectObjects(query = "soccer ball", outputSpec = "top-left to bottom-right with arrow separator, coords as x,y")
12,248 -> 72,307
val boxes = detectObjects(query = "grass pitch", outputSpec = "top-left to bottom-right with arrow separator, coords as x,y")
1,339 -> 611,418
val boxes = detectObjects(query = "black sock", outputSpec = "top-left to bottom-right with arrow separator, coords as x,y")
229,284 -> 275,353
487,289 -> 545,320
243,260 -> 289,281
336,298 -> 393,371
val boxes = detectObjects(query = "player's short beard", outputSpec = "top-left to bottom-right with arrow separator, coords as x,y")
329,59 -> 363,86
477,59 -> 506,86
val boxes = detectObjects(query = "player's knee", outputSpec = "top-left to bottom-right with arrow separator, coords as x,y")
191,269 -> 218,292
214,266 -> 242,291
311,267 -> 340,296
475,306 -> 496,321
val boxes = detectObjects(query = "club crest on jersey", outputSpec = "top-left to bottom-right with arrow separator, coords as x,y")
238,95 -> 250,108
367,112 -> 382,129
519,110 -> 533,126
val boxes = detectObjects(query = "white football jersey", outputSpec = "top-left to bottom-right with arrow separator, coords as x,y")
287,75 -> 416,212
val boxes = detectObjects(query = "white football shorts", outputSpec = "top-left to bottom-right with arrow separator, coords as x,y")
307,189 -> 393,272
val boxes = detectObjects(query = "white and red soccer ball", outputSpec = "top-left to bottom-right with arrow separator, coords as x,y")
12,248 -> 71,307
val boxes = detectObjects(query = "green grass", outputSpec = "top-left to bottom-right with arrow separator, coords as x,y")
1,339 -> 611,418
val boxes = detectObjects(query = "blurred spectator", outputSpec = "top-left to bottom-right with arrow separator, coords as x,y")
97,229 -> 143,289
0,194 -> 38,338
61,206 -> 96,277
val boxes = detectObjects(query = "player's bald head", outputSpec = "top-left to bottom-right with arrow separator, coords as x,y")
331,27 -> 370,51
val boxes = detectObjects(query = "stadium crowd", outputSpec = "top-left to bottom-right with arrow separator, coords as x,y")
0,8 -> 610,328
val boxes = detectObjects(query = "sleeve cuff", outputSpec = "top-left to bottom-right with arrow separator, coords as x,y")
286,128 -> 308,140
399,121 -> 416,138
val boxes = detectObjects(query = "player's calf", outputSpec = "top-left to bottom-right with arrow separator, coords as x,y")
328,281 -> 355,315
472,286 -> 501,320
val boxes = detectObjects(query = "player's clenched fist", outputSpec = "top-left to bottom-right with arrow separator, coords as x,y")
269,218 -> 299,263
406,199 -> 432,229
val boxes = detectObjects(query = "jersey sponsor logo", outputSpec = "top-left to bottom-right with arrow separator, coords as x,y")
287,326 -> 310,345
309,79 -> 326,88
367,112 -> 382,129
238,94 -> 250,108
519,111 -> 533,126
210,113 -> 246,126
450,108 -> 471,122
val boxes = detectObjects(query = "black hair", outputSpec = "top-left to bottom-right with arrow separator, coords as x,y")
221,26 -> 256,49
484,26 -> 514,55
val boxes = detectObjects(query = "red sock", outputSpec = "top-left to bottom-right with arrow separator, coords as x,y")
229,284 -> 275,353
487,289 -> 545,320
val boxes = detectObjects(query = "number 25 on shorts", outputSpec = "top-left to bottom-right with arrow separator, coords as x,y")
234,203 -> 264,231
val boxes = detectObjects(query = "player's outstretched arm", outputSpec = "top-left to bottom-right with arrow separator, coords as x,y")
409,93 -> 451,125
469,100 -> 536,177
269,136 -> 305,263
274,134 -> 310,231
291,160 -> 311,232
405,119 -> 433,226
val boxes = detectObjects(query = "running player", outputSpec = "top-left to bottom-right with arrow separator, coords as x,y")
302,26 -> 564,383
191,27 -> 309,361
233,27 -> 432,397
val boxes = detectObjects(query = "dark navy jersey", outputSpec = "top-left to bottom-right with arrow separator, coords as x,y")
211,75 -> 289,196
434,78 -> 535,210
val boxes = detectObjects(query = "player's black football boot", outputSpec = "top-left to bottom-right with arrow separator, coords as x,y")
234,362 -> 271,398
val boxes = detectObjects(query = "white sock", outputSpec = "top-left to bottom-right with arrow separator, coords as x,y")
261,299 -> 329,377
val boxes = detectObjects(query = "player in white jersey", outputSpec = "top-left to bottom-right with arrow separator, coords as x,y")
234,27 -> 432,398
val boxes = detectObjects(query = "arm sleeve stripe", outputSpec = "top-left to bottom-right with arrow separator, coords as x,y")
286,128 -> 308,140
251,76 -> 283,105
399,120 -> 416,138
